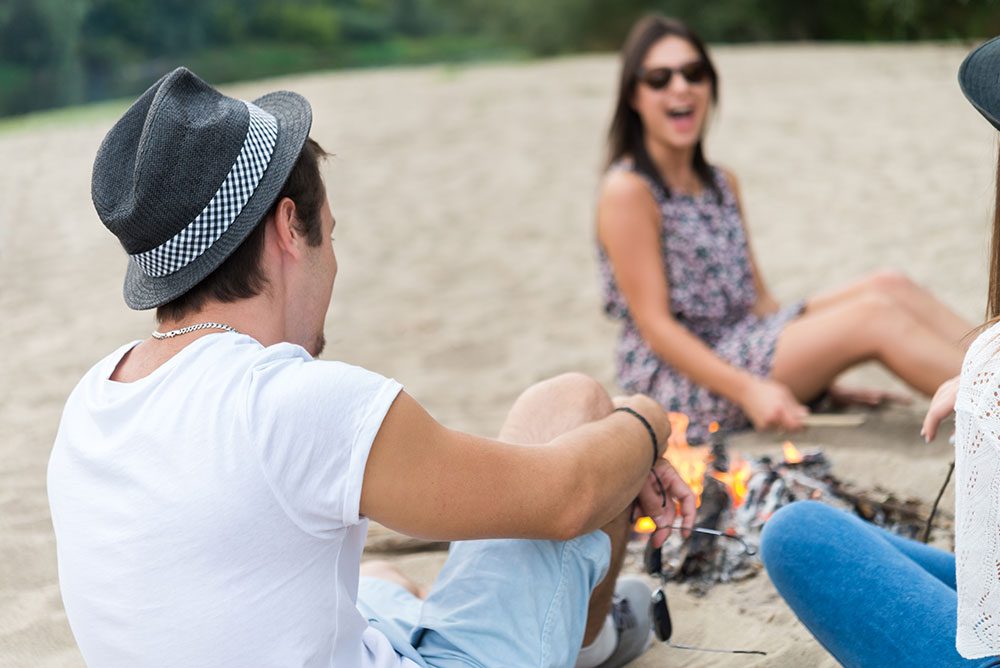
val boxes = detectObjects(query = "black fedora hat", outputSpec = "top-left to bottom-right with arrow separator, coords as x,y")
959,35 -> 1000,132
92,67 -> 312,310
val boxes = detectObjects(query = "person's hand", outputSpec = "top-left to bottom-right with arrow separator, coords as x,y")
636,459 -> 696,549
921,375 -> 960,442
740,378 -> 809,432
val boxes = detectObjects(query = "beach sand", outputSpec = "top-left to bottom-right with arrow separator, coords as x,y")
1,43 -> 995,666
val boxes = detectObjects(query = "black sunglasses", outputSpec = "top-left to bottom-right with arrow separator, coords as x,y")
644,527 -> 767,656
636,61 -> 710,90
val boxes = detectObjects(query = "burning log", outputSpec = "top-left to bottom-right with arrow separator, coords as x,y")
637,424 -> 954,595
677,476 -> 730,580
709,421 -> 729,473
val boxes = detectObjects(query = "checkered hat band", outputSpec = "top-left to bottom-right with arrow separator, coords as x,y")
131,101 -> 279,277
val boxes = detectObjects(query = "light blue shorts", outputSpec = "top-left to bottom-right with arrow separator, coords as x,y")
357,530 -> 611,668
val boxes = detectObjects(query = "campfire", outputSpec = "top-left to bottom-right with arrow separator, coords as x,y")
633,413 -> 953,595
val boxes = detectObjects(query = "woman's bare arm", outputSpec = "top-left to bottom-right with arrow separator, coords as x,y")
597,170 -> 805,430
598,170 -> 755,403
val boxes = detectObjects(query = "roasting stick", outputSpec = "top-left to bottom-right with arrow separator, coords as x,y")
801,413 -> 867,428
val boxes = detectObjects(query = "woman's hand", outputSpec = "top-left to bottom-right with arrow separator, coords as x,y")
740,378 -> 809,432
636,459 -> 697,549
921,375 -> 960,442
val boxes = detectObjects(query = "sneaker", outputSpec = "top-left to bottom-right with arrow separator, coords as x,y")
596,576 -> 655,668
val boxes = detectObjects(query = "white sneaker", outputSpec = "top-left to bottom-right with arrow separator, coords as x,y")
595,576 -> 655,668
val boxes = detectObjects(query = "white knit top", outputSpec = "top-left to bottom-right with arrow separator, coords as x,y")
955,321 -> 1000,658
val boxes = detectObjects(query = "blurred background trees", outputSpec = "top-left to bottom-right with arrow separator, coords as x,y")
1,0 -> 998,117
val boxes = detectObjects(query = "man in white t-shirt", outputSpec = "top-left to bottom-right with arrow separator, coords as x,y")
48,67 -> 696,668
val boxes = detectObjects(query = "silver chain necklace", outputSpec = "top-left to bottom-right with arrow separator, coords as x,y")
151,322 -> 239,340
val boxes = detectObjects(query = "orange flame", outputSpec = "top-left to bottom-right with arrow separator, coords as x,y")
667,412 -> 692,449
783,441 -> 803,464
710,454 -> 752,507
634,516 -> 657,534
664,413 -> 707,504
632,414 -> 753,532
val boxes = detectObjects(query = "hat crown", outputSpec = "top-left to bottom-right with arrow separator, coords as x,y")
92,67 -> 249,255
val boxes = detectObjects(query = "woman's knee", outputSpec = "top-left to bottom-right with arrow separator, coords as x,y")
844,291 -> 917,345
760,501 -> 843,573
863,269 -> 920,298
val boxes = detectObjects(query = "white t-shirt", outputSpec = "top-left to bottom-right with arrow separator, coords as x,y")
48,333 -> 417,668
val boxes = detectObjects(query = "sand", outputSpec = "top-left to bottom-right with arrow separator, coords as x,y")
1,42 -> 996,666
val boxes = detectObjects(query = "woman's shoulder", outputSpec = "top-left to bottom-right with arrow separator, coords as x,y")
600,159 -> 660,205
957,320 -> 1000,414
710,164 -> 739,197
963,321 -> 1000,378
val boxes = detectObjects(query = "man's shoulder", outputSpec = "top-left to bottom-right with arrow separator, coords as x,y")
236,340 -> 399,416
247,340 -> 379,383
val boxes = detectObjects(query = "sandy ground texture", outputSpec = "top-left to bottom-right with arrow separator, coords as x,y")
2,42 -> 997,666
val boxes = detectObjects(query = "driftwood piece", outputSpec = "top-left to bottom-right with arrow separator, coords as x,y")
800,413 -> 867,428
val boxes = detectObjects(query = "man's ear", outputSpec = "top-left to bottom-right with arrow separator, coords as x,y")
270,197 -> 303,258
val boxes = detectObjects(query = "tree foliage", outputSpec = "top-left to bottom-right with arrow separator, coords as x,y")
1,0 -> 998,117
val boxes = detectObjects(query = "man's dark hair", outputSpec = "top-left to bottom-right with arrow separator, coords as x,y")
156,138 -> 329,323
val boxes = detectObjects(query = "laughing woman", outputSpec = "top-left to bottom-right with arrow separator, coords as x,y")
596,15 -> 971,443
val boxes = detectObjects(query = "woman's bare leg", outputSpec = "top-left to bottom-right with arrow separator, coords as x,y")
497,373 -> 632,648
806,270 -> 975,348
771,292 -> 964,401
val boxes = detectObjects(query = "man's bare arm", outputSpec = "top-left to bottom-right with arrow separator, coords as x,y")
359,391 -> 669,542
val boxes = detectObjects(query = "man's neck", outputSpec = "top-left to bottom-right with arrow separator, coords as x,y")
111,295 -> 286,383
157,295 -> 285,348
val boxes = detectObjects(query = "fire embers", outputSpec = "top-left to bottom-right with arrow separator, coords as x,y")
636,413 -> 953,596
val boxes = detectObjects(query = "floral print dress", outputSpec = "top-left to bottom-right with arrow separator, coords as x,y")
597,162 -> 804,443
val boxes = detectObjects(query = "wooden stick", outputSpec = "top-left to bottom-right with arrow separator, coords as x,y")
801,413 -> 867,428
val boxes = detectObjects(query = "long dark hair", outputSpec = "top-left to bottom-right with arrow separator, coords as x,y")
987,145 -> 1000,321
606,15 -> 719,200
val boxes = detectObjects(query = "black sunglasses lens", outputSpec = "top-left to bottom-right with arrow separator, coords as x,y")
640,63 -> 707,89
643,538 -> 662,575
650,589 -> 672,642
681,62 -> 708,84
641,69 -> 672,90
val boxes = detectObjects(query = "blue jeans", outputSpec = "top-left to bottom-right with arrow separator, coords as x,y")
761,501 -> 1000,667
357,530 -> 611,668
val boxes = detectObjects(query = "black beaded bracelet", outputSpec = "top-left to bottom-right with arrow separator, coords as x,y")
613,406 -> 660,468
